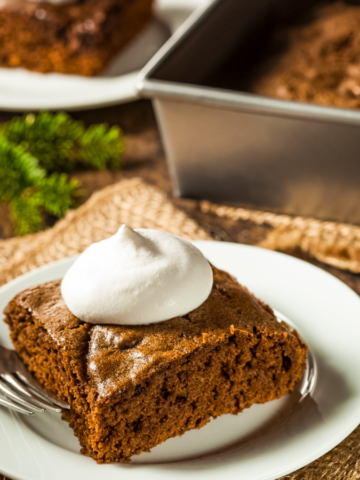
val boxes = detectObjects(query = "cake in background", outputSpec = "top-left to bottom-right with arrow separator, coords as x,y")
0,0 -> 153,76
252,2 -> 360,110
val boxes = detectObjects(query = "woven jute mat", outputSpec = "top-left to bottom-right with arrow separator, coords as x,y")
0,177 -> 211,287
1,176 -> 360,480
200,201 -> 360,274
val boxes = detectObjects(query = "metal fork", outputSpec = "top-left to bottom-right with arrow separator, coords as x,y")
0,345 -> 70,416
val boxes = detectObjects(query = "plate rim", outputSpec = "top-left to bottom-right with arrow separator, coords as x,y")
0,0 -> 203,111
0,241 -> 360,480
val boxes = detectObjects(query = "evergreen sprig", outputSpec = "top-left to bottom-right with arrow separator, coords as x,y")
0,111 -> 124,172
0,111 -> 124,236
0,137 -> 78,236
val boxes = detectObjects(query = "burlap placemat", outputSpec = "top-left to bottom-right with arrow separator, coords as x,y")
0,177 -> 211,287
200,201 -> 360,274
1,176 -> 360,480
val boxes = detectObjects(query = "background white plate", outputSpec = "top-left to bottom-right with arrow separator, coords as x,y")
0,0 -> 204,111
1,242 -> 360,480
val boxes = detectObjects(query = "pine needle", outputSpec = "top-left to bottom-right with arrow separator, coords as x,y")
0,111 -> 124,235
0,111 -> 124,172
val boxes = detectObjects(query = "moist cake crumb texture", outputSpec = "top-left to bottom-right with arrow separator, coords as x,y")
0,0 -> 153,76
253,1 -> 360,110
4,266 -> 308,464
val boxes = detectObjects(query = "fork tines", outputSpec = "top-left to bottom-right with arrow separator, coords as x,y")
0,372 -> 70,416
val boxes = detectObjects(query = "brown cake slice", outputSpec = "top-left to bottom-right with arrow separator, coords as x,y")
0,0 -> 153,76
3,266 -> 308,464
252,2 -> 360,110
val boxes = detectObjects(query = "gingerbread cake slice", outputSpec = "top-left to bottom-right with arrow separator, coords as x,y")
252,2 -> 360,110
4,266 -> 307,464
0,0 -> 153,76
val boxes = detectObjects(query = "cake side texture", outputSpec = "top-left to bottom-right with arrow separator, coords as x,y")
4,266 -> 308,463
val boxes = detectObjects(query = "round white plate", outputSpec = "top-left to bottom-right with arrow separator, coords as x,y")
0,0 -> 204,111
0,242 -> 360,480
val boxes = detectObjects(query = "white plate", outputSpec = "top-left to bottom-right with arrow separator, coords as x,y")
0,242 -> 360,480
0,0 -> 204,111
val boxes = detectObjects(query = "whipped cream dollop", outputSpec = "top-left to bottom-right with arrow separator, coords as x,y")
61,226 -> 213,325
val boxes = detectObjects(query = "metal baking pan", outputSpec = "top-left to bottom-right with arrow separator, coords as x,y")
137,0 -> 360,224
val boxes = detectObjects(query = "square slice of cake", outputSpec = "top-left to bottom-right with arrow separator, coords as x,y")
0,0 -> 153,76
4,266 -> 308,463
